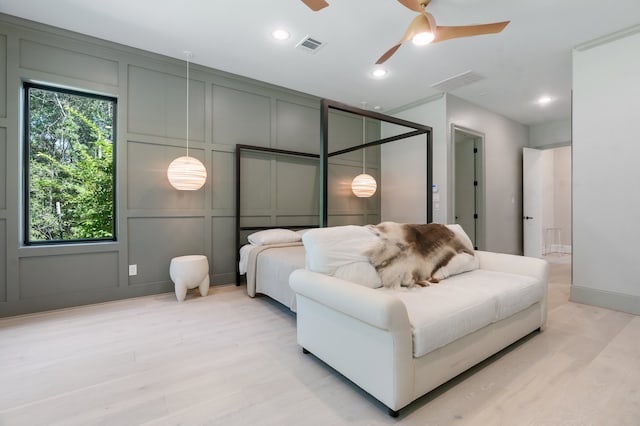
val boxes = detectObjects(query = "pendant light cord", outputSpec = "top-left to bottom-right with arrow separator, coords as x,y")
362,116 -> 366,173
185,51 -> 191,157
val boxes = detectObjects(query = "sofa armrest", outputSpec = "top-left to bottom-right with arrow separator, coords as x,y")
289,269 -> 410,332
475,251 -> 549,283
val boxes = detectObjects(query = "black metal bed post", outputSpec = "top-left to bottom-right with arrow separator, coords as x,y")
235,144 -> 321,285
320,99 -> 329,228
426,129 -> 433,224
235,144 -> 242,285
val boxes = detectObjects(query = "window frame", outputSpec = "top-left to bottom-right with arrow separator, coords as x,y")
22,82 -> 118,246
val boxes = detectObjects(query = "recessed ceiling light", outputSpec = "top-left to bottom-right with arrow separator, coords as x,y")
537,95 -> 553,105
272,29 -> 290,40
372,68 -> 388,78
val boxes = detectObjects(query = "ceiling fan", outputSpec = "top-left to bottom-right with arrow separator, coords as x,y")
301,0 -> 329,11
376,0 -> 510,64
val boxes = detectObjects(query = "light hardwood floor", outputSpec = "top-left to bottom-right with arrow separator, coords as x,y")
1,255 -> 638,425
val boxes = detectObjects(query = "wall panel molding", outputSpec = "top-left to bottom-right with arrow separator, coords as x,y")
127,217 -> 206,287
0,127 -> 5,210
127,140 -> 206,210
127,65 -> 205,141
0,219 -> 5,302
0,34 -> 6,119
19,39 -> 118,86
19,251 -> 119,299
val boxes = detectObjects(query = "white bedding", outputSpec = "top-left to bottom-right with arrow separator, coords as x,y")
239,243 -> 256,275
244,242 -> 305,311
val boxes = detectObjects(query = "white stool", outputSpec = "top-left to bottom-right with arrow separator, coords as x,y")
170,255 -> 210,302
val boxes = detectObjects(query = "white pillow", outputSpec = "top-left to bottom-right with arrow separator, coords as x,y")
446,224 -> 474,251
302,225 -> 381,288
334,262 -> 381,289
432,252 -> 479,281
247,228 -> 301,246
435,224 -> 479,279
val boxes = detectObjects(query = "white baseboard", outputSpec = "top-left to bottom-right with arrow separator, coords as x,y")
543,245 -> 572,255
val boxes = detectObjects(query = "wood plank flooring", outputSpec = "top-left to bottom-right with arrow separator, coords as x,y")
1,255 -> 638,425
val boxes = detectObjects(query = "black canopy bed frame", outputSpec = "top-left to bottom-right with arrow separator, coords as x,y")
235,98 -> 433,286
235,144 -> 319,285
318,99 -> 433,227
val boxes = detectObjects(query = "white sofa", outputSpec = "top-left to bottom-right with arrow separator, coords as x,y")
289,249 -> 548,416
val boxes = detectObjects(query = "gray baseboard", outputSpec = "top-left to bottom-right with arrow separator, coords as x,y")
570,285 -> 640,315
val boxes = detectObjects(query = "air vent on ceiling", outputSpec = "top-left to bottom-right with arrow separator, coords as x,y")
430,70 -> 485,92
296,35 -> 325,54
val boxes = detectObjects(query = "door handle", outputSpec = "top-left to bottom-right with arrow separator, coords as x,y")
523,216 -> 534,220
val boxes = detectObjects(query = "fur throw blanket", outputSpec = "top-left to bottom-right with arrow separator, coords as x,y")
365,222 -> 476,289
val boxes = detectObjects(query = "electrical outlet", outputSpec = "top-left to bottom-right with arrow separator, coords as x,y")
128,264 -> 137,276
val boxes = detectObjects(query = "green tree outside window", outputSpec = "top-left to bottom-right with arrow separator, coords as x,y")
24,83 -> 116,244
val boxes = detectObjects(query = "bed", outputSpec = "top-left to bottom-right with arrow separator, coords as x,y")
234,145 -> 319,311
240,240 -> 306,311
237,226 -> 311,311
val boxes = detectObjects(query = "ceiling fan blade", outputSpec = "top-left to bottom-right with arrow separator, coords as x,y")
434,21 -> 510,43
401,14 -> 432,43
376,44 -> 402,64
300,0 -> 329,11
397,0 -> 428,13
376,14 -> 431,64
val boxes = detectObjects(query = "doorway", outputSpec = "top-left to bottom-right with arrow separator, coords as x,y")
522,145 -> 572,258
452,125 -> 485,250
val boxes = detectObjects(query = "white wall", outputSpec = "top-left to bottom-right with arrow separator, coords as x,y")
529,119 -> 571,148
447,95 -> 529,255
382,95 -> 447,223
383,94 -> 528,255
571,26 -> 640,314
553,146 -> 572,250
527,120 -> 573,254
541,149 -> 555,252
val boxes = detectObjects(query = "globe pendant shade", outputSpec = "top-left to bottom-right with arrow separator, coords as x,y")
351,173 -> 377,198
167,156 -> 207,190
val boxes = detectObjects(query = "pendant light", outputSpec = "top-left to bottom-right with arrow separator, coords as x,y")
167,51 -> 207,190
351,116 -> 377,198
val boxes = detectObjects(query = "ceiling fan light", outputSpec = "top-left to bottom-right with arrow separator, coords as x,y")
412,31 -> 435,45
351,173 -> 377,198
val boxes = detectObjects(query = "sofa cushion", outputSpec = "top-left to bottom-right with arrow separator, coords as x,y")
383,269 -> 544,357
447,269 -> 544,321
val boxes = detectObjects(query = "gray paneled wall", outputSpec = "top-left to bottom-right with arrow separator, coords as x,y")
0,13 -> 379,317
1,33 -> 7,304
327,112 -> 381,226
0,128 -> 6,210
237,111 -> 381,231
0,34 -> 6,118
0,220 -> 5,303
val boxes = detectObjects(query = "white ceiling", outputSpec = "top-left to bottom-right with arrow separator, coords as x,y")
2,0 -> 639,125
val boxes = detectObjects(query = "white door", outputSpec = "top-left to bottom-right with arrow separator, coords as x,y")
523,148 -> 544,257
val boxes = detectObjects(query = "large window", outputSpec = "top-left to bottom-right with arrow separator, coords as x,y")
23,82 -> 117,245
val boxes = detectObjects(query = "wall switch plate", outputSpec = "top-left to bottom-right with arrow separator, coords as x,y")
128,264 -> 137,276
